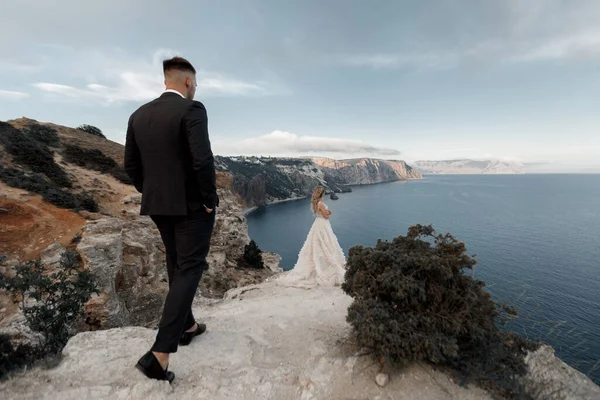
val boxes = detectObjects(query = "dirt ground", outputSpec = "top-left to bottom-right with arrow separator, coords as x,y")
0,183 -> 86,261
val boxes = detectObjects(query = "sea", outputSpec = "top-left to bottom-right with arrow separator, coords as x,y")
247,174 -> 600,384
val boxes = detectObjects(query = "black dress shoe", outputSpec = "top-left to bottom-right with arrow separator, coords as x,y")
179,322 -> 206,346
165,370 -> 175,383
135,351 -> 175,383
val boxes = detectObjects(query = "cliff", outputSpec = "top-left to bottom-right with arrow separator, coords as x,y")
1,282 -> 492,399
216,156 -> 422,206
0,118 -> 280,360
312,157 -> 422,185
2,280 -> 598,400
414,159 -> 525,174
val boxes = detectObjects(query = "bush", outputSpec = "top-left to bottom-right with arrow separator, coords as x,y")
342,224 -> 538,399
0,166 -> 98,212
0,122 -> 71,188
42,187 -> 99,212
238,240 -> 265,269
24,123 -> 60,147
0,251 -> 98,378
77,124 -> 105,139
63,144 -> 131,184
0,334 -> 37,380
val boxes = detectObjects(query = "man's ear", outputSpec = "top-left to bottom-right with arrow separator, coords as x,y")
185,76 -> 192,88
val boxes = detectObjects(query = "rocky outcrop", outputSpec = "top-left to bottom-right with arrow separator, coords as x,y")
77,186 -> 280,328
77,217 -> 167,329
218,157 -> 325,206
4,280 -> 598,399
414,159 -> 525,174
39,243 -> 67,268
0,311 -> 44,353
312,157 -> 422,185
524,345 -> 600,400
202,187 -> 280,298
0,117 -> 280,376
216,156 -> 421,206
0,186 -> 279,361
0,282 -> 493,400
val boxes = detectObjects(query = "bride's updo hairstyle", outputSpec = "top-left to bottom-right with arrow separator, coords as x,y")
311,187 -> 326,214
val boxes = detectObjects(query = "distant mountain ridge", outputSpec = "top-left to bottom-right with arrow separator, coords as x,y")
414,159 -> 524,175
216,156 -> 422,206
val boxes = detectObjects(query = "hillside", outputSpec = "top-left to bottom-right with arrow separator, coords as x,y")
414,159 -> 524,174
0,119 -> 422,212
0,118 -> 138,259
0,118 -> 279,365
216,156 -> 422,207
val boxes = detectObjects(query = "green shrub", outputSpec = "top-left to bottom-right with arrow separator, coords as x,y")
42,187 -> 99,212
0,251 -> 98,378
0,122 -> 71,188
342,224 -> 538,399
63,144 -> 131,184
76,124 -> 105,139
1,251 -> 98,353
24,123 -> 60,147
0,166 -> 98,212
238,240 -> 265,269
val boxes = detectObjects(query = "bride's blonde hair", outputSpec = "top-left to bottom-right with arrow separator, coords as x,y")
311,187 -> 325,214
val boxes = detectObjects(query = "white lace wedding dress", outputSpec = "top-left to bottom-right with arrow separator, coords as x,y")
277,201 -> 346,288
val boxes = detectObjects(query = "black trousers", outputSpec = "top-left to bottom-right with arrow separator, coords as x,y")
150,209 -> 215,353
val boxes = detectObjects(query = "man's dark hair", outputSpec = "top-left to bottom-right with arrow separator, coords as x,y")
163,56 -> 196,75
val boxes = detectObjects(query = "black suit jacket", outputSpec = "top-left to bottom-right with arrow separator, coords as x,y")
124,92 -> 219,216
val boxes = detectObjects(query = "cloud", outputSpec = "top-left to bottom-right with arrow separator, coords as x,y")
0,61 -> 41,74
441,148 -> 477,153
511,30 -> 600,62
0,89 -> 29,100
335,52 -> 460,70
31,49 -> 273,105
213,130 -> 400,157
336,32 -> 600,70
334,3 -> 600,70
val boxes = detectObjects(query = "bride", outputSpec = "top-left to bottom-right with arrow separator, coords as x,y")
278,187 -> 346,288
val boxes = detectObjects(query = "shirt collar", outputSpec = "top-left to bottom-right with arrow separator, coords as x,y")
164,89 -> 185,98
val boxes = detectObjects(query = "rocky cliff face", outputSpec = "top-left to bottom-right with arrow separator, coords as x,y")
0,119 -> 279,353
0,189 -> 279,372
312,157 -> 422,185
414,159 -> 525,174
77,185 -> 280,330
77,217 -> 168,329
216,156 -> 422,206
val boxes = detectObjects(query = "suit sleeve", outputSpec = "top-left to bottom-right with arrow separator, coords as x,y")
185,101 -> 218,209
124,115 -> 144,193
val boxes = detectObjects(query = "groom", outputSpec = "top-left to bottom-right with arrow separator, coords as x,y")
124,56 -> 218,383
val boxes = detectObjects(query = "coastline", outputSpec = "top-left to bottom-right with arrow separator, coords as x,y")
243,174 -> 600,386
242,178 -> 422,217
243,195 -> 308,216
243,206 -> 258,216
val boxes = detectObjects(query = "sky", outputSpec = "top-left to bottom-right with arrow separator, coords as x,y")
1,0 -> 599,172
